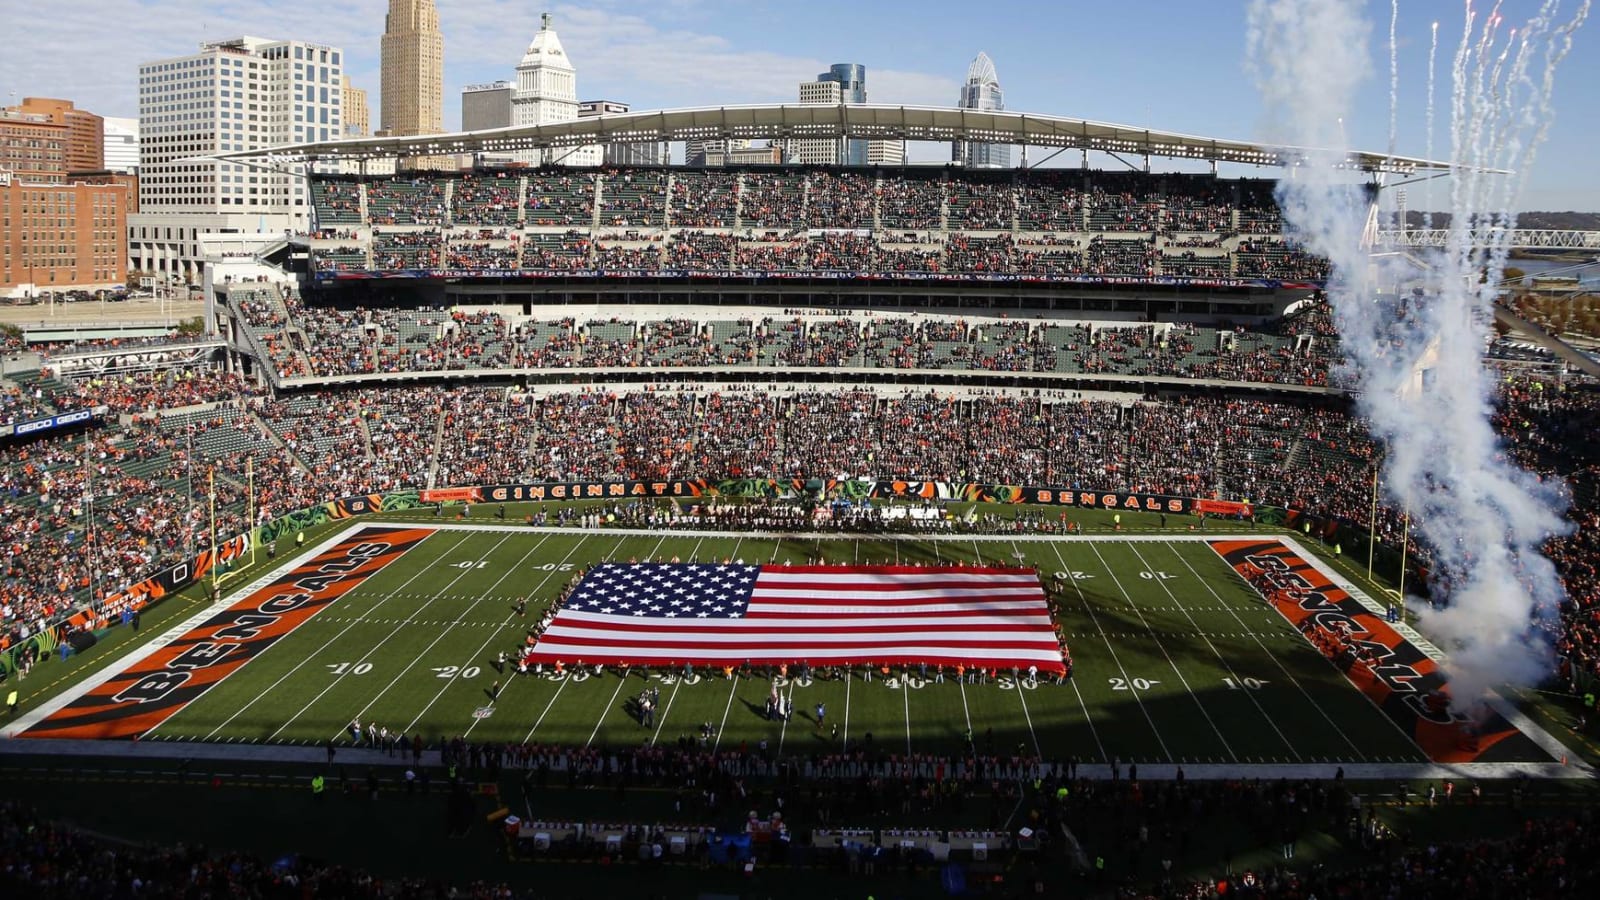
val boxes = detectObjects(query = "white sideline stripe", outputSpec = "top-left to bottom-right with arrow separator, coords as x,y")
1,524 -> 377,739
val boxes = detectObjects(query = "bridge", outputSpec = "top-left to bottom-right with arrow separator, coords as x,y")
1374,228 -> 1600,250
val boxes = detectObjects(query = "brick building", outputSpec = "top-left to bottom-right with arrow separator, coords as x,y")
0,97 -> 104,183
0,171 -> 129,296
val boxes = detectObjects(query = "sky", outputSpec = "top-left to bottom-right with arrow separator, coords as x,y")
4,0 -> 1597,210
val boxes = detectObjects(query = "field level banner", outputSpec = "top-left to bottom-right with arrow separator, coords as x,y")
458,479 -> 1227,514
22,525 -> 433,741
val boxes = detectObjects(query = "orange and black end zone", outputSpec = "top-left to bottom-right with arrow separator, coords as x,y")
1211,538 -> 1553,765
22,526 -> 435,742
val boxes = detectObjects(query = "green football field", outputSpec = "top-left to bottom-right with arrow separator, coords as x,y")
99,523 -> 1432,766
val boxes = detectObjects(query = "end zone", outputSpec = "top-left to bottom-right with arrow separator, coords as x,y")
5,524 -> 434,740
1213,536 -> 1589,775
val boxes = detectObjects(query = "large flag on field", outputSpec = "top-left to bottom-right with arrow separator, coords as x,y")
525,563 -> 1064,673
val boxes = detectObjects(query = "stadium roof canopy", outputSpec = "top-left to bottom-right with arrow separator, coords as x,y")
214,104 -> 1452,174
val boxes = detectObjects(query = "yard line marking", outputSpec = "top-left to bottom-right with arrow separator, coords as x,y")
1126,542 -> 1301,762
464,533 -> 631,725
361,533 -> 554,737
902,672 -> 913,755
957,678 -> 975,754
267,532 -> 517,741
585,675 -> 630,748
192,530 -> 471,742
712,675 -> 739,752
1088,541 -> 1236,762
1046,542 -> 1173,762
776,679 -> 797,754
1015,678 -> 1041,758
842,670 -> 852,752
521,676 -> 568,743
769,538 -> 783,563
1068,676 -> 1108,764
1176,541 -> 1380,762
649,678 -> 682,747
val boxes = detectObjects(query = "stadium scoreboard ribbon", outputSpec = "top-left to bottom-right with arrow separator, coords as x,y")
525,563 -> 1065,672
22,526 -> 433,741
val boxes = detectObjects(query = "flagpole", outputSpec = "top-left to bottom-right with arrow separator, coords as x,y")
208,466 -> 218,599
84,431 -> 97,612
247,456 -> 256,570
1367,463 -> 1379,582
1397,510 -> 1410,618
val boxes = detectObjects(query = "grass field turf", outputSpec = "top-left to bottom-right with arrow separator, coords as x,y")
105,523 -> 1437,766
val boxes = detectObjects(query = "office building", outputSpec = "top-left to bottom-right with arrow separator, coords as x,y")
512,13 -> 599,166
686,137 -> 749,167
0,171 -> 129,296
103,117 -> 139,173
342,76 -> 370,137
0,106 -> 67,183
789,64 -> 898,166
953,52 -> 1010,168
132,36 -> 343,280
579,100 -> 664,166
2,97 -> 106,183
4,98 -> 103,174
380,0 -> 444,137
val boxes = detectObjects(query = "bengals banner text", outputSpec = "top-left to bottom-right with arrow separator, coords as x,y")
1211,539 -> 1549,764
23,526 -> 432,741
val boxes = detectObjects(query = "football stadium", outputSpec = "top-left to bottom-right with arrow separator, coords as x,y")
4,3 -> 1600,898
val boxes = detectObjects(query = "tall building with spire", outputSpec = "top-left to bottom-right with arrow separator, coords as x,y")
380,0 -> 444,138
953,52 -> 1010,168
513,13 -> 599,166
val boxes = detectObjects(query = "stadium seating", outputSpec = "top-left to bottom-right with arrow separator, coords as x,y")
306,167 -> 1334,284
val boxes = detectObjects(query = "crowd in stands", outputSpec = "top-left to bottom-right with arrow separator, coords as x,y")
304,169 -> 1327,283
18,293 -> 1335,391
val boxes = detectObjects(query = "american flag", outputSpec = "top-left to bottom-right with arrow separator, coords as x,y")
524,563 -> 1064,672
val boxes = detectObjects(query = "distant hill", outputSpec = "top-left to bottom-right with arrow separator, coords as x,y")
1401,211 -> 1600,230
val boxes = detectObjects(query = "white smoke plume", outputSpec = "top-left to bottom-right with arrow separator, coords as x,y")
1246,0 -> 1588,707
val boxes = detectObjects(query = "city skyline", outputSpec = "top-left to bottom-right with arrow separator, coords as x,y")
4,0 -> 1596,208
